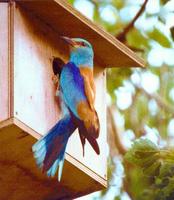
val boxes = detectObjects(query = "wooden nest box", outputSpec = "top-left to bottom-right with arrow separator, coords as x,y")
0,0 -> 145,199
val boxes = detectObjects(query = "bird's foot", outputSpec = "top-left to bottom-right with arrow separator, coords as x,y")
52,75 -> 59,85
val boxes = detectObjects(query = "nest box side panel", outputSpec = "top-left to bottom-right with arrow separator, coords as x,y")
13,5 -> 64,134
0,3 -> 10,122
66,67 -> 107,181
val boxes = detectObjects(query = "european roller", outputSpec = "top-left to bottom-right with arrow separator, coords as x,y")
32,37 -> 100,181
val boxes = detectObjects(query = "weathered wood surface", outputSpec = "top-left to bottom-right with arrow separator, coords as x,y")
0,119 -> 104,200
14,5 -> 62,134
17,0 -> 145,68
0,3 -> 9,121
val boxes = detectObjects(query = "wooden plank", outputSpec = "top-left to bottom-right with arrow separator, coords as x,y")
13,5 -> 62,134
0,117 -> 107,186
0,3 -> 9,121
16,0 -> 145,68
14,114 -> 107,185
0,119 -> 105,200
9,1 -> 15,117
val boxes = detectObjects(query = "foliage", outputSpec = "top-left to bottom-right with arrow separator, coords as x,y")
147,28 -> 171,48
126,28 -> 150,50
125,139 -> 161,177
70,0 -> 174,199
125,139 -> 174,200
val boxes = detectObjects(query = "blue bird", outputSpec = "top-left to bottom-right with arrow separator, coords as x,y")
32,37 -> 100,181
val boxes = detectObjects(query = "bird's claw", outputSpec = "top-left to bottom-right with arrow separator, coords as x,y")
52,75 -> 59,85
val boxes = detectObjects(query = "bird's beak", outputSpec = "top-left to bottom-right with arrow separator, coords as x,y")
61,36 -> 76,47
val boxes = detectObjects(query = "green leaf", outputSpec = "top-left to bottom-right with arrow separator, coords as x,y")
128,138 -> 158,153
125,139 -> 174,199
125,138 -> 174,179
160,0 -> 170,5
125,139 -> 162,176
114,196 -> 121,200
112,0 -> 125,9
143,160 -> 161,176
147,28 -> 171,48
159,163 -> 174,178
68,0 -> 76,5
126,29 -> 150,50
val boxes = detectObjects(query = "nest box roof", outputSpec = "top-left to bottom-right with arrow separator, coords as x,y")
17,0 -> 145,68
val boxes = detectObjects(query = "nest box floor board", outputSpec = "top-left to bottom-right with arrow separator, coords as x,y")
0,118 -> 106,200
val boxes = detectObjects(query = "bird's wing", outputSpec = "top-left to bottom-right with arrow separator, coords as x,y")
79,67 -> 96,110
70,110 -> 100,155
60,62 -> 99,139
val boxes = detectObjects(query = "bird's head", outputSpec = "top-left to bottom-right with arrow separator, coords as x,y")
61,36 -> 92,51
61,36 -> 94,67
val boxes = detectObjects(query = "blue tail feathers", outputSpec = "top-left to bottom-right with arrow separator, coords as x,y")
32,113 -> 100,181
32,114 -> 76,181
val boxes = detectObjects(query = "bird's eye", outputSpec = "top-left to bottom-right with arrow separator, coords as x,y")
81,42 -> 86,47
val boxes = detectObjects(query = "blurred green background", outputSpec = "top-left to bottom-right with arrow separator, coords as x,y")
69,0 -> 174,199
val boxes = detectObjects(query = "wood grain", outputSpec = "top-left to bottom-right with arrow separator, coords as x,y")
0,1 -> 108,198
0,118 -> 105,200
14,5 -> 62,134
0,117 -> 107,187
0,3 -> 9,121
16,0 -> 146,68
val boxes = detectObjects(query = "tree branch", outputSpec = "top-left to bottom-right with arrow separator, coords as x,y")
116,0 -> 149,42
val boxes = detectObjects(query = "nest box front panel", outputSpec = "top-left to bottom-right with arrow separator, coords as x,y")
14,6 -> 63,134
13,4 -> 107,185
